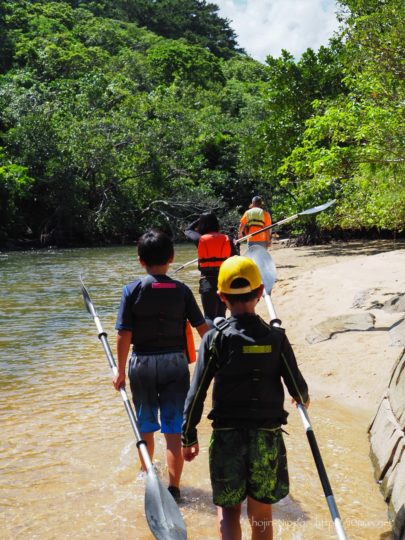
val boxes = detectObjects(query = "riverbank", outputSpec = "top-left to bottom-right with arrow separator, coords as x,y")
1,228 -> 403,252
260,239 -> 405,413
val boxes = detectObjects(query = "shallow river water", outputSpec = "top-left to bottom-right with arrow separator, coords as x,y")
0,245 -> 393,539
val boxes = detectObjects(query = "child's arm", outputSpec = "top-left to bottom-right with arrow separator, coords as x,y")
114,285 -> 135,390
280,334 -> 310,406
291,395 -> 310,409
183,443 -> 199,462
182,330 -> 217,456
113,329 -> 132,390
184,218 -> 201,245
196,321 -> 210,337
238,213 -> 247,238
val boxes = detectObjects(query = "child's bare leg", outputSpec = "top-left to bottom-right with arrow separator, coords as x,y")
164,433 -> 184,487
247,496 -> 273,540
217,504 -> 242,540
139,432 -> 154,471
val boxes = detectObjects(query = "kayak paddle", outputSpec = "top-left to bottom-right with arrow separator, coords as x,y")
80,279 -> 187,540
245,245 -> 347,540
172,200 -> 335,274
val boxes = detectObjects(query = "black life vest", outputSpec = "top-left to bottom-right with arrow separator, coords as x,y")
131,275 -> 186,352
208,318 -> 288,424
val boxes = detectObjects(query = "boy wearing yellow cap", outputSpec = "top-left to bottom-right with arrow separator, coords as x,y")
182,255 -> 309,540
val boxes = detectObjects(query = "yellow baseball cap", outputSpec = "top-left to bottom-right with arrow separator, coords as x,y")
218,256 -> 262,294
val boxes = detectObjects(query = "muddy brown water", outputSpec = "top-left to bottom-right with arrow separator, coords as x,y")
0,245 -> 392,539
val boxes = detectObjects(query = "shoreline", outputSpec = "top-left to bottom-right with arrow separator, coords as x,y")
1,233 -> 403,253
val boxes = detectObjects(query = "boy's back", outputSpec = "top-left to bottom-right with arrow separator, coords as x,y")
182,255 -> 309,539
116,273 -> 204,354
183,312 -> 308,445
113,229 -> 208,502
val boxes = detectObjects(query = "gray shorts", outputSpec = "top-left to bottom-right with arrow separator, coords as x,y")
128,351 -> 189,434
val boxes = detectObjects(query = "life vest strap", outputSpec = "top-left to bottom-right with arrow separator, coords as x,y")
199,256 -> 228,263
247,220 -> 265,227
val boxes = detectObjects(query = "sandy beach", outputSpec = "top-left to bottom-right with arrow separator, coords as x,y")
260,240 -> 405,413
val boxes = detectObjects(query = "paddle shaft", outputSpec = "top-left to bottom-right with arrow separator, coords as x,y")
297,405 -> 347,540
263,291 -> 347,540
89,307 -> 154,471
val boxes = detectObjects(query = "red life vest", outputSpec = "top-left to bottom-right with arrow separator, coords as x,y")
198,233 -> 232,270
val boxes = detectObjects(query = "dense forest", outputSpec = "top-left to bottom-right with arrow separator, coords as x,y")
0,0 -> 404,247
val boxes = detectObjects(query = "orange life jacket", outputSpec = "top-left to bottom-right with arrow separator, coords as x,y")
246,207 -> 266,229
198,233 -> 232,270
243,208 -> 271,243
185,321 -> 196,363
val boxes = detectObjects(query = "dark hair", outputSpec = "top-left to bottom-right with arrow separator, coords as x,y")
252,196 -> 262,206
137,229 -> 174,266
221,278 -> 261,304
198,212 -> 219,235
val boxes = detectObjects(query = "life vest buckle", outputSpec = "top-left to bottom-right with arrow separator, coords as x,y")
213,317 -> 229,331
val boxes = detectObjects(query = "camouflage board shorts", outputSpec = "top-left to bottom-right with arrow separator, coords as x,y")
209,427 -> 289,507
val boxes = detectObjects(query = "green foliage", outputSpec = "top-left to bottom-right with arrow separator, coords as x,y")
281,0 -> 405,233
0,1 -> 14,73
232,43 -> 345,221
0,148 -> 34,241
147,40 -> 225,87
0,0 -> 403,247
58,0 -> 241,59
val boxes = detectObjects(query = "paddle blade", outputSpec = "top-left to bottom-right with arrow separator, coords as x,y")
245,245 -> 277,294
298,199 -> 335,216
145,473 -> 187,540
